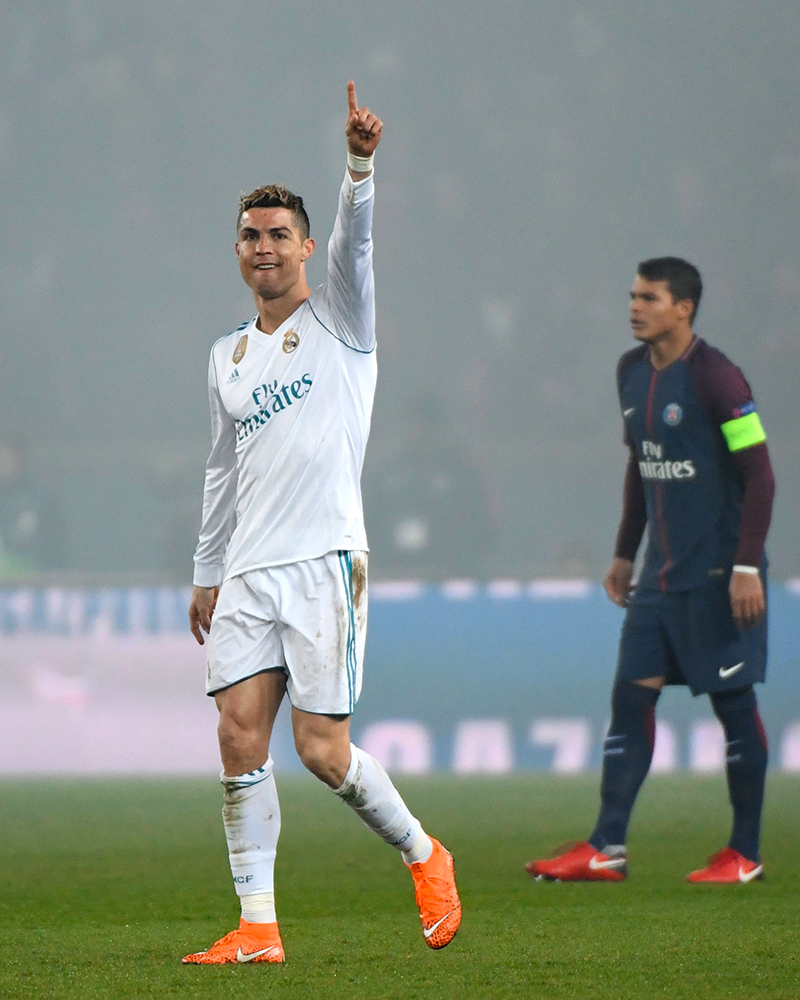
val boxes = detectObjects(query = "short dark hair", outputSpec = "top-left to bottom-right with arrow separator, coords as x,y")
237,184 -> 310,240
637,256 -> 703,322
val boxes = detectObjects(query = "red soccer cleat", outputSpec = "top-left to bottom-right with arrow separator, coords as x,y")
686,847 -> 764,884
182,918 -> 285,964
525,841 -> 627,882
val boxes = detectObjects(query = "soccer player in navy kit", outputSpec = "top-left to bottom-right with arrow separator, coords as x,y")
527,257 -> 775,884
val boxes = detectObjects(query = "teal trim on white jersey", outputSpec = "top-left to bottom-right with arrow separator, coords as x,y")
308,300 -> 376,355
338,550 -> 358,712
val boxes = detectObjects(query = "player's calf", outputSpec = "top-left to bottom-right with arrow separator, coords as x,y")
292,710 -> 352,787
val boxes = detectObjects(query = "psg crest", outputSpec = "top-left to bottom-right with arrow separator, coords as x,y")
663,403 -> 683,426
282,329 -> 300,354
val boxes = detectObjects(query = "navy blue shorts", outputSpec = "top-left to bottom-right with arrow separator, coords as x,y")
617,579 -> 767,696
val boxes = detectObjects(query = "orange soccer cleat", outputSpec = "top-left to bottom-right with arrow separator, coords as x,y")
182,918 -> 285,965
407,837 -> 462,949
526,841 -> 628,882
686,847 -> 764,884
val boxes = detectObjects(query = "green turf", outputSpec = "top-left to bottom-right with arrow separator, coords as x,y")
1,774 -> 797,999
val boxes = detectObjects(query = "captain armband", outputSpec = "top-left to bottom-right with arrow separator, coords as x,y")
720,411 -> 766,452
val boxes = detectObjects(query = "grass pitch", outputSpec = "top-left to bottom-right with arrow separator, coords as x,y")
1,774 -> 797,999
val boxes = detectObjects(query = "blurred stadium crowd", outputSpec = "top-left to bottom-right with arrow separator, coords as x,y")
1,1 -> 798,583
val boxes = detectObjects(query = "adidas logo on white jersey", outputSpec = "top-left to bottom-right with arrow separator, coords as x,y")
226,368 -> 241,385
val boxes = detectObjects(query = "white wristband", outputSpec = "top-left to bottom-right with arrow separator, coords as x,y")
732,564 -> 759,575
347,151 -> 374,173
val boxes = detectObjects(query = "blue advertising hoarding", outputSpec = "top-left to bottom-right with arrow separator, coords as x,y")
1,581 -> 798,774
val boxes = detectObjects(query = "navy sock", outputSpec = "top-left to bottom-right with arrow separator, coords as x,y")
589,682 -> 660,851
710,686 -> 768,863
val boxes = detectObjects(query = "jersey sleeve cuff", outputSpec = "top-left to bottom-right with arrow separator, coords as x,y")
193,563 -> 223,588
343,167 -> 375,201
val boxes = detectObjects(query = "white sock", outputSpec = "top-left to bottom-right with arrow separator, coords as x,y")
403,828 -> 434,865
333,744 -> 431,862
240,891 -> 276,924
221,757 -> 281,920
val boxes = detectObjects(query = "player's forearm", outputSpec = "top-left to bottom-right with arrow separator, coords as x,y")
325,168 -> 376,348
732,442 -> 775,568
193,475 -> 237,586
193,357 -> 240,584
614,449 -> 647,561
329,169 -> 375,265
193,528 -> 234,586
193,412 -> 238,584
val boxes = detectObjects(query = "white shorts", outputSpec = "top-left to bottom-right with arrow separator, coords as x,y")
206,550 -> 367,715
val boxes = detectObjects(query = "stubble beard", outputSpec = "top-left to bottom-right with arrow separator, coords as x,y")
246,269 -> 289,301
247,261 -> 304,303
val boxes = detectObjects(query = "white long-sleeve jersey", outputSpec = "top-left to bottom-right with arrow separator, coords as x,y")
192,170 -> 377,587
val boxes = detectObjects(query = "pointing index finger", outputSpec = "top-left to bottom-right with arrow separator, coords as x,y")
347,80 -> 358,115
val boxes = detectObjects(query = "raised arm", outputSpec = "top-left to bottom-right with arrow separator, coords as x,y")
189,349 -> 239,644
325,82 -> 383,352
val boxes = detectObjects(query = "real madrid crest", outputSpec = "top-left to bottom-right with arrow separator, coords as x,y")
232,334 -> 248,364
282,328 -> 300,354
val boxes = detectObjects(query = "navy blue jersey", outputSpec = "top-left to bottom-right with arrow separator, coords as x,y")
617,337 -> 769,592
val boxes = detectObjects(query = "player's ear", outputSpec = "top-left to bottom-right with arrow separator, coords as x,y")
301,238 -> 316,262
234,240 -> 241,258
676,298 -> 693,321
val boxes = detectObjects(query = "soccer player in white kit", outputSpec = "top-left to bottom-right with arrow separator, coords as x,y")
182,83 -> 461,965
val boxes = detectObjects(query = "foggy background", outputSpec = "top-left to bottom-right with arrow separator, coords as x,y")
2,0 -> 798,584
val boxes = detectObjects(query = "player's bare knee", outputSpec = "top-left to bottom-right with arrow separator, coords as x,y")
218,697 -> 260,737
218,710 -> 266,759
217,716 -> 242,752
295,737 -> 327,778
294,736 -> 341,786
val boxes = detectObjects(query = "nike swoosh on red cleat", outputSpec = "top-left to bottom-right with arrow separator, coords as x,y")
588,855 -> 627,870
739,865 -> 763,883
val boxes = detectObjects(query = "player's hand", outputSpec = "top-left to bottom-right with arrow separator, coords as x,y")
346,81 -> 382,159
730,571 -> 765,630
603,558 -> 635,608
189,585 -> 219,646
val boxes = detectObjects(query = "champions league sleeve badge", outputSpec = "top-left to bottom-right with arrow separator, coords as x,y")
233,334 -> 248,364
663,403 -> 683,426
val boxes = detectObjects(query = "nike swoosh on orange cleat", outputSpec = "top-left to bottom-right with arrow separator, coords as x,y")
237,946 -> 283,963
423,911 -> 453,939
